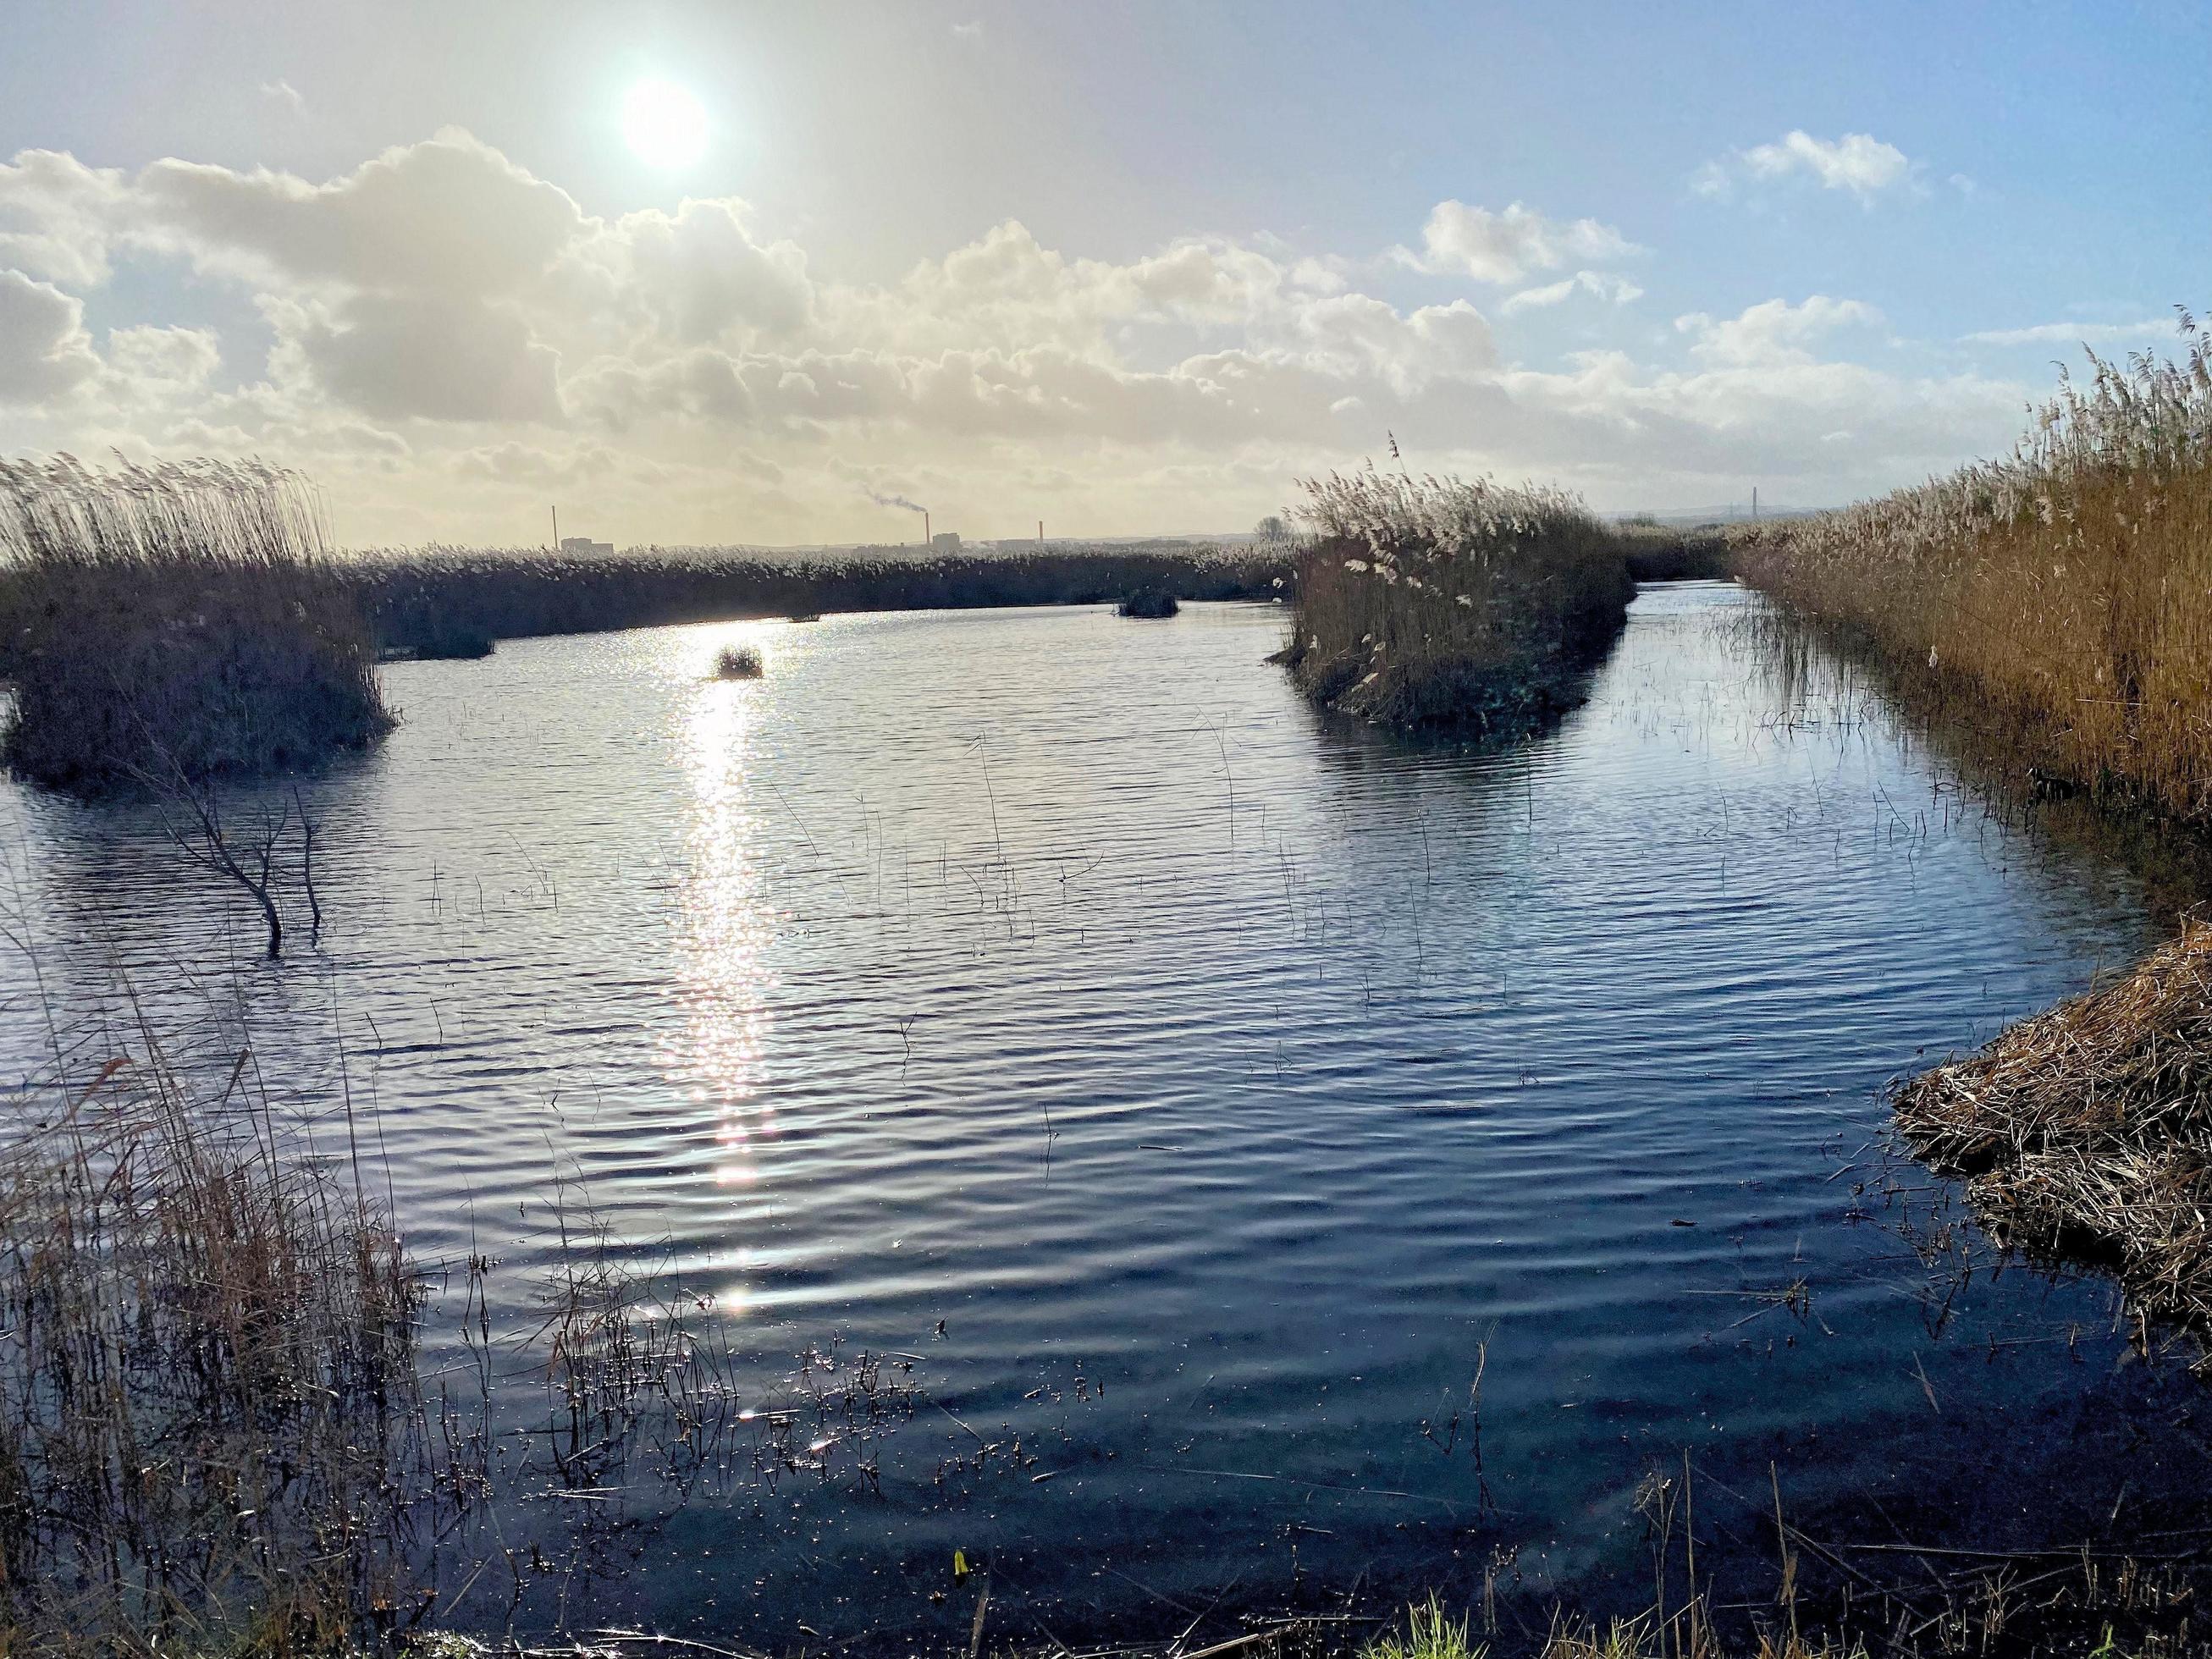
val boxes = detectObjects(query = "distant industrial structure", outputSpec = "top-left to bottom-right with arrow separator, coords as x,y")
930,531 -> 962,554
549,505 -> 613,556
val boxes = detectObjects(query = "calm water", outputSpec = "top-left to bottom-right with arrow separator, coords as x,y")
4,581 -> 2209,1645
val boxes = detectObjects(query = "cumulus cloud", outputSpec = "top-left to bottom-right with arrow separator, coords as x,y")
0,129 -> 2043,539
1400,201 -> 1639,284
135,130 -> 586,296
1696,131 -> 1916,205
105,323 -> 220,390
0,270 -> 100,404
0,149 -> 126,286
283,292 -> 565,423
1674,296 -> 1884,366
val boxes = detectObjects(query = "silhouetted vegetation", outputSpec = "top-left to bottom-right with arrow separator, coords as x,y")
713,643 -> 764,679
1619,521 -> 1732,582
1276,470 -> 1636,733
343,542 -> 1289,655
0,457 -> 391,792
1117,587 -> 1180,618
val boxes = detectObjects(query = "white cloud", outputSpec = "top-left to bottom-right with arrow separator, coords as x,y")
0,271 -> 100,405
951,19 -> 984,38
591,197 -> 812,342
1399,201 -> 1639,284
1501,270 -> 1644,314
1961,317 -> 2177,347
1696,131 -> 1916,205
260,80 -> 305,113
133,129 -> 585,296
105,323 -> 219,390
1674,296 -> 1883,366
0,149 -> 127,286
0,130 -> 2042,538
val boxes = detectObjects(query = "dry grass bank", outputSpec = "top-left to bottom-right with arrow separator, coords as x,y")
1275,470 -> 1636,732
1896,921 -> 2212,1334
0,457 -> 391,792
1734,314 -> 2212,821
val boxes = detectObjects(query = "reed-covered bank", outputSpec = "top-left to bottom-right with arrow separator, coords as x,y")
1897,921 -> 2212,1336
1729,317 -> 2212,1346
1274,471 -> 1637,732
339,542 -> 1290,656
1734,315 -> 2212,823
0,457 -> 392,791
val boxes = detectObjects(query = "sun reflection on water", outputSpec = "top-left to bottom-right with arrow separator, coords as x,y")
670,663 -> 777,1199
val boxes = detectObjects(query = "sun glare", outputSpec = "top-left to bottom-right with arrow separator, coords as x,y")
622,79 -> 709,170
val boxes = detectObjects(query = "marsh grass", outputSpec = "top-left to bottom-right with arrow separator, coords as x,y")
1734,311 -> 2212,824
0,1022 -> 430,1655
1276,470 -> 1635,732
0,456 -> 392,792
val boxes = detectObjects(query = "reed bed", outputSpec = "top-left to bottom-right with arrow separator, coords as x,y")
1275,470 -> 1636,731
0,456 -> 391,792
1895,920 -> 2212,1335
341,542 -> 1289,655
0,1029 -> 428,1655
1734,312 -> 2212,822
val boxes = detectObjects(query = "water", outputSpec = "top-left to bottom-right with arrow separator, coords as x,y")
5,581 -> 2209,1645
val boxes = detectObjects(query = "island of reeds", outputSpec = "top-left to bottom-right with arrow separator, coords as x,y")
1274,469 -> 1637,733
0,456 -> 391,791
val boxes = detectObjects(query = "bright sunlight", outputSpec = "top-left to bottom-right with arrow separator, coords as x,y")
622,77 -> 709,168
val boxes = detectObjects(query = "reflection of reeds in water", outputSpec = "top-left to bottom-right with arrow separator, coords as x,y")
1734,313 -> 2212,824
0,455 -> 391,792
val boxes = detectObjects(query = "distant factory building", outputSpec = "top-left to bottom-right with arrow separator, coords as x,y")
560,536 -> 616,556
930,531 -> 963,553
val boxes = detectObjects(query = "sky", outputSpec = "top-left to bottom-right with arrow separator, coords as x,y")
0,0 -> 2205,548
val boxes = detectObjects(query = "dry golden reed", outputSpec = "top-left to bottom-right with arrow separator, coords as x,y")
1277,466 -> 1635,731
1735,311 -> 2212,821
1896,919 -> 2212,1332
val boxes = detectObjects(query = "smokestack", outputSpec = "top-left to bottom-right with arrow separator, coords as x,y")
924,510 -> 930,547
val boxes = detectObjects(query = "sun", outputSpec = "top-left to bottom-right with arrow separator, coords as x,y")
623,79 -> 709,170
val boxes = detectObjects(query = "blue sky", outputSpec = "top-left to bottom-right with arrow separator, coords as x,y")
0,0 -> 2204,543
